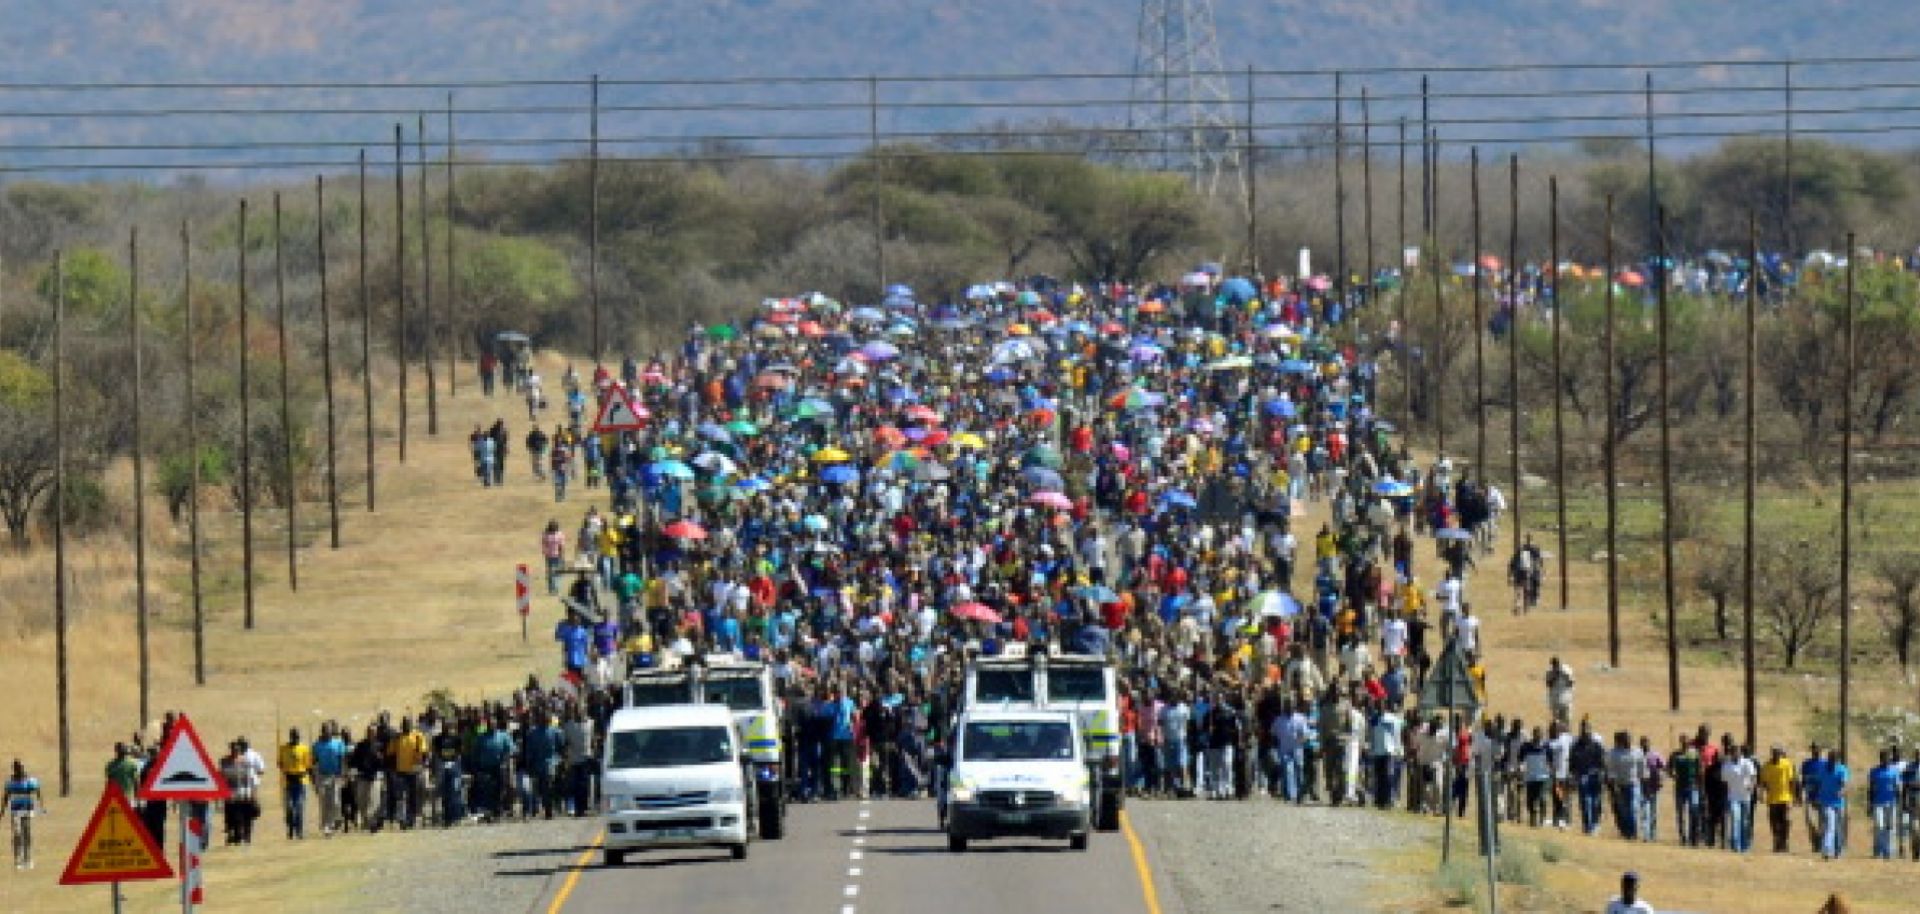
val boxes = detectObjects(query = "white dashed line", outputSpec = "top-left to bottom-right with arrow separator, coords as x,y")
844,885 -> 860,897
849,850 -> 864,860
848,867 -> 863,877
853,836 -> 867,845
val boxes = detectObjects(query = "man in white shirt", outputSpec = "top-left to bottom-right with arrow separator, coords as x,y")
1368,705 -> 1405,809
1456,606 -> 1481,655
1381,615 -> 1408,658
1604,871 -> 1655,914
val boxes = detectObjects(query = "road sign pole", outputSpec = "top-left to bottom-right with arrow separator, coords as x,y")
113,882 -> 122,914
516,564 -> 532,643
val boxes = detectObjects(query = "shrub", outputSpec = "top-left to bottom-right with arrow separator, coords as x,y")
1433,860 -> 1482,909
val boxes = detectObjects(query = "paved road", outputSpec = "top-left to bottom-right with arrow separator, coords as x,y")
538,797 -> 1171,914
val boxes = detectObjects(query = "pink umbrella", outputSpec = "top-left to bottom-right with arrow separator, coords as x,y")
951,602 -> 1002,624
662,520 -> 708,540
1029,491 -> 1074,510
1111,442 -> 1131,462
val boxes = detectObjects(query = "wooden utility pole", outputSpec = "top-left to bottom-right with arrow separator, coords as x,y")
1658,206 -> 1679,711
1604,196 -> 1620,667
418,115 -> 438,436
359,151 -> 376,512
182,222 -> 205,685
446,94 -> 459,393
1550,178 -> 1568,611
239,200 -> 257,629
394,124 -> 409,464
1244,66 -> 1257,274
128,227 -> 150,728
273,194 -> 298,591
1840,231 -> 1856,759
1507,155 -> 1522,554
1432,130 -> 1445,458
1398,119 -> 1411,437
870,74 -> 886,294
1743,212 -> 1758,749
318,176 -> 341,549
1361,88 -> 1374,312
53,252 -> 71,795
1470,148 -> 1486,480
1333,71 -> 1346,312
589,74 -> 601,364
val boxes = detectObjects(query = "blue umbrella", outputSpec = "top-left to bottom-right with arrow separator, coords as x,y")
1280,359 -> 1315,373
885,283 -> 915,299
986,367 -> 1017,384
849,307 -> 886,323
1160,491 -> 1198,509
1373,480 -> 1414,497
735,476 -> 772,493
651,460 -> 695,480
696,422 -> 732,442
1077,585 -> 1120,603
1256,591 -> 1302,618
819,465 -> 860,485
1264,399 -> 1298,418
1020,466 -> 1065,491
1434,528 -> 1474,541
1220,276 -> 1258,304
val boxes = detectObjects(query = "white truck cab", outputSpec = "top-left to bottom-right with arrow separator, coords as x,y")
600,704 -> 751,865
943,708 -> 1091,852
624,656 -> 788,840
961,650 -> 1125,831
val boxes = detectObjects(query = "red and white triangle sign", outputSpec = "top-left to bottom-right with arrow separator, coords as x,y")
138,714 -> 230,802
592,387 -> 649,433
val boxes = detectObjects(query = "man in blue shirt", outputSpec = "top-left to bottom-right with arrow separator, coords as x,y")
830,688 -> 857,800
554,612 -> 591,677
1813,749 -> 1849,859
1799,744 -> 1829,854
311,723 -> 349,836
1869,748 -> 1903,859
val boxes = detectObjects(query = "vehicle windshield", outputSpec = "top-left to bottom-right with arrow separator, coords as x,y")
961,721 -> 1076,762
701,675 -> 766,712
973,669 -> 1036,703
607,726 -> 734,769
1046,667 -> 1107,703
626,680 -> 694,708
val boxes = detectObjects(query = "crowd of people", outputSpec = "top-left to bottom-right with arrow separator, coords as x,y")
22,267 -> 1920,897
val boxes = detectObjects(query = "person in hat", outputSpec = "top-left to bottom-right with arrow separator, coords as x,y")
1604,872 -> 1654,914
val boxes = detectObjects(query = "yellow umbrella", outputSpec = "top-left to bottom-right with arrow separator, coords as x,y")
1007,323 -> 1032,336
949,432 -> 986,449
812,446 -> 852,463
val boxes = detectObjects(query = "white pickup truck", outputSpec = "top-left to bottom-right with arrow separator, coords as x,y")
600,704 -> 751,865
942,708 -> 1091,853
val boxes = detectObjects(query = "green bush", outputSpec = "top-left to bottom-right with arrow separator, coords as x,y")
1496,847 -> 1542,887
1433,860 -> 1482,909
1537,840 -> 1568,864
42,473 -> 112,536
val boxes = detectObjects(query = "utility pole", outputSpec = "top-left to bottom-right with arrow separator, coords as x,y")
53,252 -> 71,795
870,74 -> 886,293
128,227 -> 150,728
1244,66 -> 1257,274
394,125 -> 409,464
318,176 -> 341,549
1398,119 -> 1410,436
182,222 -> 205,685
418,115 -> 438,436
1507,156 -> 1522,555
273,194 -> 298,592
1658,206 -> 1679,711
238,201 -> 256,629
1333,71 -> 1347,312
358,151 -> 376,512
1470,148 -> 1486,480
1743,212 -> 1758,749
1550,178 -> 1568,612
1604,196 -> 1620,667
446,94 -> 459,392
1840,230 -> 1856,759
589,75 -> 601,364
1361,87 -> 1374,313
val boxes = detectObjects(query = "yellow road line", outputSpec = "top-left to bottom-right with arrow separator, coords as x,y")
1119,810 -> 1163,914
545,830 -> 606,914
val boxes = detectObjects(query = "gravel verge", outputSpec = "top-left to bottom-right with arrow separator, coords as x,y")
349,815 -> 601,914
1128,797 -> 1424,913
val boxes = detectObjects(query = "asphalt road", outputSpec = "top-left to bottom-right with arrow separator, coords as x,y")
538,797 -> 1170,914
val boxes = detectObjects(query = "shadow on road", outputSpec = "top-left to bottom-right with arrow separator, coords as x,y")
866,843 -> 1077,856
836,826 -> 940,837
496,853 -> 729,878
490,844 -> 600,859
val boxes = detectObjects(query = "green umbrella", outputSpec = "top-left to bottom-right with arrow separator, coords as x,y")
1022,444 -> 1062,470
707,324 -> 737,341
727,419 -> 760,437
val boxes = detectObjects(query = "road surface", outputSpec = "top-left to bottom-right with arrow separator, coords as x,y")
536,797 -> 1175,914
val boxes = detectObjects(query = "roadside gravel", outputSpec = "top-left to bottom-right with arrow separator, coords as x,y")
349,815 -> 600,914
1129,797 -> 1424,913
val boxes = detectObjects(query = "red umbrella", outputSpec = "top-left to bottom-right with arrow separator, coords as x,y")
662,520 -> 708,540
951,602 -> 1001,624
903,405 -> 942,424
920,429 -> 950,448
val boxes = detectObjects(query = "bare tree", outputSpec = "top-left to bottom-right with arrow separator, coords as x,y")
1691,543 -> 1740,641
1760,540 -> 1839,669
1873,552 -> 1920,671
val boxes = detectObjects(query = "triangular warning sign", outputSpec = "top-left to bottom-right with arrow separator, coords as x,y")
592,388 -> 649,433
59,783 -> 174,885
1419,639 -> 1482,714
138,713 -> 230,802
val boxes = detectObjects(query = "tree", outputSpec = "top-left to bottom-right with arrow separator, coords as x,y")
1691,543 -> 1740,642
1046,170 -> 1212,282
1759,540 -> 1839,669
34,246 -> 129,322
0,351 -> 54,547
1872,552 -> 1920,671
455,230 -> 579,348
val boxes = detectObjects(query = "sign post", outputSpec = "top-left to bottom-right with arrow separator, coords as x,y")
591,386 -> 648,435
60,782 -> 174,913
137,714 -> 229,914
515,563 -> 532,642
1419,638 -> 1493,914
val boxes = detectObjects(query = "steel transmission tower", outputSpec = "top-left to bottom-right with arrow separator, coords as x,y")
1126,0 -> 1241,195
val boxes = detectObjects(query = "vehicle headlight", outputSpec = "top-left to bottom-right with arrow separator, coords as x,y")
710,786 -> 744,804
949,779 -> 975,803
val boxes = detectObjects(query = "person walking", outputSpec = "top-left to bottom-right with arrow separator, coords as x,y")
541,520 -> 567,596
1722,744 -> 1757,853
1637,735 -> 1664,842
1670,736 -> 1703,846
1544,657 -> 1575,728
1604,731 -> 1645,840
278,728 -> 314,840
312,723 -> 348,837
1570,722 -> 1607,835
1870,748 -> 1901,859
386,719 -> 430,830
219,740 -> 262,845
6,761 -> 43,869
527,425 -> 551,480
470,425 -> 495,487
1604,871 -> 1655,914
1814,748 -> 1850,860
1757,744 -> 1797,853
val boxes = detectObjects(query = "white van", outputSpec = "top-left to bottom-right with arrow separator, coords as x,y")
943,709 -> 1091,852
600,705 -> 751,865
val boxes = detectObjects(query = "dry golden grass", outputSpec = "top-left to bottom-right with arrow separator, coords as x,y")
0,358 -> 571,912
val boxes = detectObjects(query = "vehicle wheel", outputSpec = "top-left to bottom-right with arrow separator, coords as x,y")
603,849 -> 626,867
1096,791 -> 1123,831
759,784 -> 786,840
948,834 -> 967,853
1070,833 -> 1089,851
730,842 -> 749,860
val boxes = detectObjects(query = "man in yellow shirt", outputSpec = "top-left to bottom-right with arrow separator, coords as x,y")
386,719 -> 430,829
1757,745 -> 1799,853
278,728 -> 315,840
